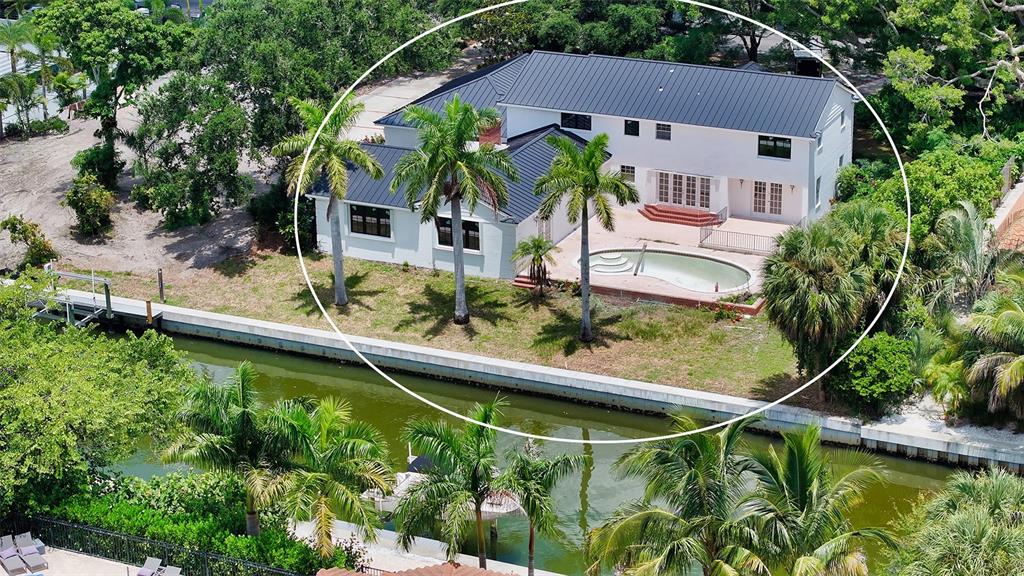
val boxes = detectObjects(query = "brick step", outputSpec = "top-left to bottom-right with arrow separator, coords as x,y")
512,275 -> 539,290
639,205 -> 720,227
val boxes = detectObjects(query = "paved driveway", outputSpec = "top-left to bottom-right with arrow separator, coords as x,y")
348,48 -> 485,142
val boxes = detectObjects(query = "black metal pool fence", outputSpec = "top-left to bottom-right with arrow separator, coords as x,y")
6,515 -> 311,576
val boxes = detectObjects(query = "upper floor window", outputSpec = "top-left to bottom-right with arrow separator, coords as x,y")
624,119 -> 639,136
560,113 -> 591,131
840,110 -> 847,130
815,132 -> 823,152
758,135 -> 791,159
436,217 -> 481,251
350,204 -> 391,238
815,177 -> 822,208
620,165 -> 635,182
655,123 -> 671,140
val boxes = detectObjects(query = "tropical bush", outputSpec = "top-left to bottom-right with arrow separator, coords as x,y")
63,173 -> 116,236
833,332 -> 916,416
0,215 -> 59,268
72,143 -> 125,189
247,183 -> 317,253
884,468 -> 1024,576
46,472 -> 352,573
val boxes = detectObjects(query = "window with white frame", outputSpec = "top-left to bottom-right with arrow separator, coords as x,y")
620,165 -> 635,182
769,183 -> 783,215
758,135 -> 792,159
560,112 -> 592,131
815,176 -> 822,208
656,123 -> 672,140
753,181 -> 767,213
624,119 -> 639,136
816,132 -> 823,152
350,204 -> 391,238
672,174 -> 684,204
699,177 -> 711,209
840,110 -> 846,130
658,172 -> 669,202
685,175 -> 696,205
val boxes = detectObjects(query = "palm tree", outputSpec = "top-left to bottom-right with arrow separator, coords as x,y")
0,20 -> 31,75
0,99 -> 7,139
494,440 -> 586,576
923,201 -> 1022,312
272,94 -> 383,306
761,221 -> 871,401
394,399 -> 506,568
391,95 -> 518,325
23,28 -> 61,119
255,396 -> 392,558
587,416 -> 769,576
0,72 -> 46,135
511,235 -> 559,295
533,133 -> 638,342
749,426 -> 893,575
3,0 -> 34,19
162,361 -> 276,536
965,268 -> 1024,418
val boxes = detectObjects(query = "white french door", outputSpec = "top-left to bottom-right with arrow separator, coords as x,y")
656,171 -> 711,209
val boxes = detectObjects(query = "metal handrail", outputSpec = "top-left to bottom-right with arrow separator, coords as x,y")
633,242 -> 648,276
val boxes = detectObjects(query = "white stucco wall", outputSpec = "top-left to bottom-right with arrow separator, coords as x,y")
315,197 -> 520,279
807,85 -> 856,222
503,104 -> 840,225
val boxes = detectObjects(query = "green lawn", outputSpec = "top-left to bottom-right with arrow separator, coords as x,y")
72,251 -> 800,400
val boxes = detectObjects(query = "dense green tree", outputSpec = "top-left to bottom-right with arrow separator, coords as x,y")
392,97 -> 518,325
128,72 -> 254,228
494,440 -> 586,576
885,468 -> 1024,576
256,396 -> 392,558
0,276 -> 194,514
272,94 -> 382,306
533,133 -> 638,342
394,400 -> 505,569
63,173 -> 116,236
197,0 -> 457,154
587,416 -> 768,576
36,0 -> 189,177
0,215 -> 58,268
162,361 -> 276,536
51,70 -> 88,118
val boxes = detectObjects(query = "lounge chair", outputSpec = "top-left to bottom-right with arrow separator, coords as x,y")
0,537 -> 11,552
0,554 -> 26,576
11,535 -> 42,556
17,554 -> 45,573
137,556 -> 162,576
162,566 -> 182,576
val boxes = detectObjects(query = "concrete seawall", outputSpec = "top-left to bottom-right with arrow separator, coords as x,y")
60,288 -> 1024,472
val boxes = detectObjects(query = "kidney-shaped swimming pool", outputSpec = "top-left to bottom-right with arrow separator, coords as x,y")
582,248 -> 751,293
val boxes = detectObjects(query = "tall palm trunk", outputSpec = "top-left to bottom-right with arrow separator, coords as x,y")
450,195 -> 470,325
245,492 -> 261,536
579,204 -> 593,342
7,49 -> 16,74
475,503 -> 487,568
327,195 -> 349,306
527,522 -> 536,576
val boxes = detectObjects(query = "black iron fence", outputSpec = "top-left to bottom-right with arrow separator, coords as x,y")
698,226 -> 778,255
8,515 -> 310,576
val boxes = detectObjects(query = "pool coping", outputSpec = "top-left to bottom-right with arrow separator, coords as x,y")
50,287 -> 1024,472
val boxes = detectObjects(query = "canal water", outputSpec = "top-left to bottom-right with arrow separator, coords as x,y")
120,336 -> 953,575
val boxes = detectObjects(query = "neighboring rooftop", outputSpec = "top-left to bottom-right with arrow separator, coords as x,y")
311,125 -> 589,223
378,51 -> 841,139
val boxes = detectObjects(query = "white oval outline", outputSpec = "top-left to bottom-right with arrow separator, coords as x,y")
293,0 -> 912,444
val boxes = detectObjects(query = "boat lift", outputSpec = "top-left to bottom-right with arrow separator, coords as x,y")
32,268 -> 113,327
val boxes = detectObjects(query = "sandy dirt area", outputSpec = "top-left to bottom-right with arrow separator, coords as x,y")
0,104 -> 260,278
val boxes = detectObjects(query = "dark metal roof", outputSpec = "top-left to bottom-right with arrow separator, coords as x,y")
376,54 -> 532,128
309,143 -> 412,209
310,126 -> 587,224
500,51 -> 838,138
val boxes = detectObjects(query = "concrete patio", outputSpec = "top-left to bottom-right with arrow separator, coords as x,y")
546,207 -> 789,305
17,547 -> 135,576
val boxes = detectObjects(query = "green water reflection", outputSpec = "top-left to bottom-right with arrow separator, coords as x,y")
123,336 -> 952,575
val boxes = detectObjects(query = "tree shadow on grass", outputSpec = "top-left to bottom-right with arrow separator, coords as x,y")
212,252 -> 272,278
290,270 -> 384,316
394,283 -> 512,340
530,306 -> 625,359
750,372 -> 848,414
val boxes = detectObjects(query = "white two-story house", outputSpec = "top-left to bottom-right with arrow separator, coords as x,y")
312,51 -> 855,279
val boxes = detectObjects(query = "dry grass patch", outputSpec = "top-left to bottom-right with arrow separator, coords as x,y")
71,251 -> 798,399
